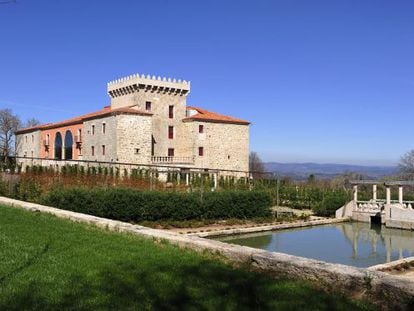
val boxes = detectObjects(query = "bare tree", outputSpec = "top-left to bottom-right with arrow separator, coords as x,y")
24,117 -> 41,128
0,109 -> 21,160
249,151 -> 266,179
399,150 -> 414,179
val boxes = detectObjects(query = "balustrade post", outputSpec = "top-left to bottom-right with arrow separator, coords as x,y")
399,185 -> 403,204
373,184 -> 377,202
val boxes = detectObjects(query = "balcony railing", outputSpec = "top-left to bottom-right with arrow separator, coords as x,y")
151,156 -> 194,164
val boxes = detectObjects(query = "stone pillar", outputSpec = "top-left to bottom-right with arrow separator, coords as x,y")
213,173 -> 218,189
373,184 -> 377,202
399,186 -> 403,204
177,172 -> 180,185
386,186 -> 391,205
61,139 -> 65,160
186,173 -> 189,186
353,185 -> 358,202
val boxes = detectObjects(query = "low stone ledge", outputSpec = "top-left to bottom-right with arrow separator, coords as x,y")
190,218 -> 349,238
369,256 -> 414,272
1,196 -> 414,309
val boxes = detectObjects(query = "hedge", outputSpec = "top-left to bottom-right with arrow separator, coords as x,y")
312,190 -> 350,217
40,187 -> 272,221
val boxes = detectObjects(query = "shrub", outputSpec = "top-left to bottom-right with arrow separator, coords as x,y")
312,190 -> 350,217
40,187 -> 272,222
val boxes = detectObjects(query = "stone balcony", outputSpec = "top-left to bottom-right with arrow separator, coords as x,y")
151,156 -> 194,165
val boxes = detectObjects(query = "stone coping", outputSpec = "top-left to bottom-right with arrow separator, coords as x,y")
188,218 -> 349,238
1,196 -> 414,309
369,256 -> 414,272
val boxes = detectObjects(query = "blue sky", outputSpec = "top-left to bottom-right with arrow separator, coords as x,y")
1,0 -> 413,165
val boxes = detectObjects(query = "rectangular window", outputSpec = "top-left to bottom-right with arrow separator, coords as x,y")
25,136 -> 27,143
32,135 -> 34,142
77,129 -> 82,142
169,105 -> 174,119
92,125 -> 95,135
199,125 -> 204,133
168,126 -> 174,139
168,148 -> 175,157
198,147 -> 204,156
146,101 -> 152,111
102,145 -> 105,156
91,146 -> 95,156
102,123 -> 106,134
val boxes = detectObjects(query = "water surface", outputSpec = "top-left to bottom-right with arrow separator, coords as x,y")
216,222 -> 414,268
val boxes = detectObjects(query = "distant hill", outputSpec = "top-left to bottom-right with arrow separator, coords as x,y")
264,162 -> 398,180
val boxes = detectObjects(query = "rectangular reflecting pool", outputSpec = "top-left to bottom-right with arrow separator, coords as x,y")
216,222 -> 414,268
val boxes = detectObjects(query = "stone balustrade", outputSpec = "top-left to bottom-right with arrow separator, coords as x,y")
151,156 -> 194,164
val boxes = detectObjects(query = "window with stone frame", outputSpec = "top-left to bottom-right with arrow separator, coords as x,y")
168,148 -> 174,157
146,101 -> 152,111
198,147 -> 204,156
169,105 -> 174,119
168,126 -> 174,139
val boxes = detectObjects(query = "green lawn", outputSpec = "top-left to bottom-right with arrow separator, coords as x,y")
0,205 -> 374,310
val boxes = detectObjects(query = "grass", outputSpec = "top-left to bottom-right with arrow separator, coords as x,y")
0,205 -> 375,310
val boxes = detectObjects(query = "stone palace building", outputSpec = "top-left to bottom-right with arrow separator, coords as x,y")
15,74 -> 250,175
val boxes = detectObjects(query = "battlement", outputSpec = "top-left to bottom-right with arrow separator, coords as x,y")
107,73 -> 190,98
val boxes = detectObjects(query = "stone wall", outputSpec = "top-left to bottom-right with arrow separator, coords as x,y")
83,116 -> 117,162
15,130 -> 42,158
190,121 -> 249,172
116,114 -> 152,164
385,204 -> 414,230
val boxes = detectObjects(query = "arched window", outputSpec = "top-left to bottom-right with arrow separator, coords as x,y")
54,132 -> 62,160
64,130 -> 73,160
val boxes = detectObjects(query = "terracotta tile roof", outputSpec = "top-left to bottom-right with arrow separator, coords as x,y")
183,106 -> 250,125
16,106 -> 152,134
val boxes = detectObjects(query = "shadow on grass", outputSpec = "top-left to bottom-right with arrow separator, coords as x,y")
0,242 -> 50,287
0,258 -> 372,311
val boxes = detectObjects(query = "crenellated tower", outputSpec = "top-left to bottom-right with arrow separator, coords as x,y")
107,73 -> 192,160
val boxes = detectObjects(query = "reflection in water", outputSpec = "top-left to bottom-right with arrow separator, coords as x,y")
217,222 -> 414,268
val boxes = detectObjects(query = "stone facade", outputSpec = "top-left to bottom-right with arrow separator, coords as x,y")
83,115 -> 117,162
15,73 -> 250,175
16,130 -> 41,159
108,75 -> 191,160
188,121 -> 249,172
115,114 -> 152,164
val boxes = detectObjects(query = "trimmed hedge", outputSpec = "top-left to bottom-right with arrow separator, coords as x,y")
40,187 -> 272,221
312,190 -> 350,217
